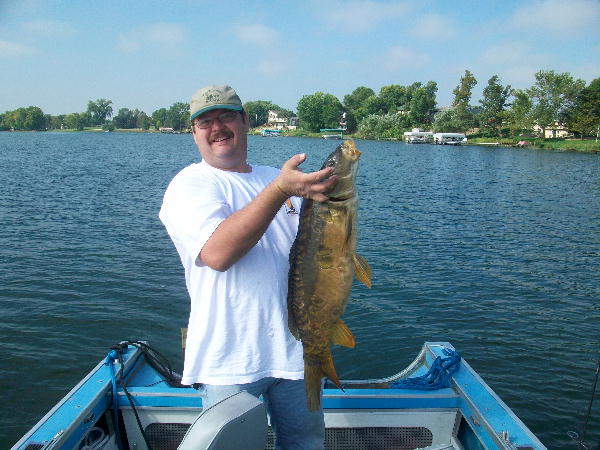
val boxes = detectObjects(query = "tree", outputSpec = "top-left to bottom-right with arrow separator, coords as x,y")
409,82 -> 438,126
563,77 -> 600,138
342,86 -> 376,129
86,99 -> 113,125
136,111 -> 152,130
447,70 -> 478,132
49,115 -> 64,130
152,108 -> 169,130
452,70 -> 477,108
506,89 -> 533,136
343,86 -> 375,111
23,106 -> 46,130
432,109 -> 459,132
526,70 -> 585,138
0,107 -> 46,130
244,100 -> 291,128
359,95 -> 387,120
8,108 -> 27,130
479,75 -> 511,137
64,112 -> 86,130
168,102 -> 189,131
379,85 -> 409,114
356,113 -> 411,140
296,92 -> 343,132
113,108 -> 136,129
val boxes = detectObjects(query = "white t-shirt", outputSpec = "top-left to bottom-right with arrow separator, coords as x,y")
159,160 -> 304,385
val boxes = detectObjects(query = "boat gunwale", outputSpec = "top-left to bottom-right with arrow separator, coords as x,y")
11,344 -> 142,450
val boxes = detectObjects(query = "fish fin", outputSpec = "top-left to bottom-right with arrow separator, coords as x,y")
304,350 -> 344,411
331,320 -> 355,348
320,351 -> 343,391
287,312 -> 301,341
304,363 -> 323,412
353,254 -> 372,288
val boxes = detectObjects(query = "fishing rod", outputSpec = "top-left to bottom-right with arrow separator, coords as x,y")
568,353 -> 600,449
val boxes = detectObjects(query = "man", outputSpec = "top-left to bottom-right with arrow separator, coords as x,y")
159,85 -> 336,449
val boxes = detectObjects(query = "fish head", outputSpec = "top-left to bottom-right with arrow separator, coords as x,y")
321,140 -> 361,200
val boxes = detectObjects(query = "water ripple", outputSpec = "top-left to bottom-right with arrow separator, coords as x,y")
1,134 -> 599,447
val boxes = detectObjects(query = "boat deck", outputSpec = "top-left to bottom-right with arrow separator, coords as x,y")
13,342 -> 546,450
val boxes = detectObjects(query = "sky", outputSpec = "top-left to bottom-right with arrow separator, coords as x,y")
1,0 -> 599,116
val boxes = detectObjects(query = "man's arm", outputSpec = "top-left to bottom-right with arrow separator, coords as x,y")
200,153 -> 336,271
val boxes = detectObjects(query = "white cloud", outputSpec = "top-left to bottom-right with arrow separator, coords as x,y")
510,0 -> 600,34
481,42 -> 549,66
315,0 -> 414,32
233,24 -> 278,46
116,23 -> 184,53
255,53 -> 296,77
256,59 -> 287,76
383,46 -> 429,70
502,66 -> 540,86
22,19 -> 76,37
144,23 -> 184,45
411,13 -> 457,39
0,39 -> 36,57
479,42 -> 551,87
116,36 -> 142,53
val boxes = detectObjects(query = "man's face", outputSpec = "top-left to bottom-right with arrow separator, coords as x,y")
192,108 -> 250,172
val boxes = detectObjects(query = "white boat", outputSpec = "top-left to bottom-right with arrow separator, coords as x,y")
12,341 -> 546,449
320,128 -> 343,139
434,133 -> 467,145
404,130 -> 434,144
260,129 -> 281,137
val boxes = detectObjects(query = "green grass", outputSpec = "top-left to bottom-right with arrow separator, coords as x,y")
469,136 -> 600,152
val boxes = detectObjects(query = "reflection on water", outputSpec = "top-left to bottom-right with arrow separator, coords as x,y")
0,132 -> 599,447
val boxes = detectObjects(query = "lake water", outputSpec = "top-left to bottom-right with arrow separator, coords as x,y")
1,131 -> 599,448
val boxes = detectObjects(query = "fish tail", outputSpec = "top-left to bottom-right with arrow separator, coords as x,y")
304,350 -> 343,411
304,362 -> 323,411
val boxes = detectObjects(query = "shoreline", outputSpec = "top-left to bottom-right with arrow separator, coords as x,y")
3,129 -> 599,153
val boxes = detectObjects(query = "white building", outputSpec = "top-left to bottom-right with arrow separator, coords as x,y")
267,110 -> 288,129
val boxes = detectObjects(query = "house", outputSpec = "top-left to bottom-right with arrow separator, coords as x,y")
287,116 -> 299,130
533,122 -> 570,139
267,110 -> 288,129
265,110 -> 299,130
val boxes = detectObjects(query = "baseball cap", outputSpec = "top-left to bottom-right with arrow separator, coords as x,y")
190,85 -> 243,120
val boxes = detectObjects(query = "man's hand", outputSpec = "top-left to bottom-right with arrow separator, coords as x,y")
199,153 -> 337,271
275,153 -> 337,202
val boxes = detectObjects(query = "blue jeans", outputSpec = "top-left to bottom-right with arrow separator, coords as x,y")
197,378 -> 325,450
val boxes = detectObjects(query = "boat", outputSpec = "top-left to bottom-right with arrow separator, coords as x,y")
12,341 -> 546,449
320,128 -> 344,139
404,129 -> 434,144
433,133 -> 468,145
260,129 -> 282,137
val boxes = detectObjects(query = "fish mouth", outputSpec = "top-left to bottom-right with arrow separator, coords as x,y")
341,140 -> 361,160
328,195 -> 353,202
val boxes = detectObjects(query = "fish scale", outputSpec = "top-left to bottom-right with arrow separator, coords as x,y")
287,140 -> 372,411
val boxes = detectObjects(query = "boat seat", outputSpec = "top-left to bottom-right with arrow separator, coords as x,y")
177,391 -> 267,450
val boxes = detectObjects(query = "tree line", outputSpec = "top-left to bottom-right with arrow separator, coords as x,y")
2,69 -> 598,140
0,99 -> 190,132
295,70 -> 598,140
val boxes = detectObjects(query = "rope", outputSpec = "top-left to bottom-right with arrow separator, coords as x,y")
104,349 -> 123,449
391,347 -> 461,390
105,340 -> 182,450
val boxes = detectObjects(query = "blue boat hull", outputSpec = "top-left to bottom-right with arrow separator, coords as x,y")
12,342 -> 546,449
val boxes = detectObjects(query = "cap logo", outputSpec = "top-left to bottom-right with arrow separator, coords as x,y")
203,90 -> 223,104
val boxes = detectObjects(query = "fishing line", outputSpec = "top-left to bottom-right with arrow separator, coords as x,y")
109,340 -> 184,450
567,353 -> 600,450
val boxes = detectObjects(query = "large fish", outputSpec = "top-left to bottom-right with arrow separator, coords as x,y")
287,139 -> 372,411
